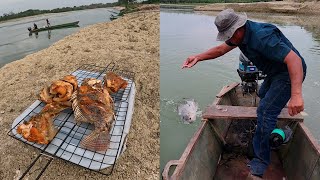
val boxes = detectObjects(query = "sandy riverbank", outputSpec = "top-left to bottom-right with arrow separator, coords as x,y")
161,1 -> 320,15
194,1 -> 320,14
194,6 -> 320,41
162,2 -> 320,40
0,7 -> 159,180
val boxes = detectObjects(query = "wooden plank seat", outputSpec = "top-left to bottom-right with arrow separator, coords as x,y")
202,105 -> 304,122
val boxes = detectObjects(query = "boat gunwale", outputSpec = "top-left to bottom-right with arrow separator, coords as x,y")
298,122 -> 320,155
162,121 -> 209,179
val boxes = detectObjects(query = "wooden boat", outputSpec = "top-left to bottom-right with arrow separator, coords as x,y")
29,21 -> 80,33
162,82 -> 320,180
110,14 -> 118,21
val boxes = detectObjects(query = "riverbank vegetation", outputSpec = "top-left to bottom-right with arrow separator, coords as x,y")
0,0 -> 159,22
118,0 -> 160,16
0,3 -> 119,22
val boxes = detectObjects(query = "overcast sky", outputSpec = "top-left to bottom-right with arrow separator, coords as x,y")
0,0 -> 117,15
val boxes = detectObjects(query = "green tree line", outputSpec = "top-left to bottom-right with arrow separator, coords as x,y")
0,2 -> 119,22
0,0 -> 160,22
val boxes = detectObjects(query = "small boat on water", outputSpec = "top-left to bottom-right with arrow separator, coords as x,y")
110,14 -> 118,21
162,82 -> 320,180
28,21 -> 80,33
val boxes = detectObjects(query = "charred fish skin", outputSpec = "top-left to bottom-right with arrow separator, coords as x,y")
39,87 -> 54,104
72,79 -> 106,124
62,75 -> 78,90
39,75 -> 78,105
103,72 -> 128,94
81,130 -> 110,152
17,102 -> 70,144
18,75 -> 77,145
72,78 -> 115,152
71,91 -> 88,123
50,80 -> 74,102
17,114 -> 51,144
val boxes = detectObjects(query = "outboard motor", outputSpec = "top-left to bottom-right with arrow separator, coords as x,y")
237,52 -> 266,94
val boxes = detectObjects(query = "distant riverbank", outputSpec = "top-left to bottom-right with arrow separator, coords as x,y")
0,3 -> 119,22
161,1 -> 320,15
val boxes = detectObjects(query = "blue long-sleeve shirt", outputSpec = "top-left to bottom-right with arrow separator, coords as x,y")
237,20 -> 307,77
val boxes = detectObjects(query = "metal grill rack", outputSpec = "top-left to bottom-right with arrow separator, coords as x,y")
7,63 -> 136,178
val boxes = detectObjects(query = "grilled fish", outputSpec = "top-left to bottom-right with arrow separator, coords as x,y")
72,78 -> 114,152
18,75 -> 77,144
103,72 -> 128,94
40,75 -> 78,104
17,102 -> 69,144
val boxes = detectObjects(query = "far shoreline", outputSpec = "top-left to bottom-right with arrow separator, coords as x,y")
0,2 -> 121,22
0,7 -> 120,25
160,1 -> 320,15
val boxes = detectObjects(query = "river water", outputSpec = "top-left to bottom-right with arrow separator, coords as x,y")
160,9 -> 320,172
0,8 -> 117,67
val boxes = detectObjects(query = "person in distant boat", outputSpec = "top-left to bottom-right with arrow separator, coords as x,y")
46,19 -> 50,27
33,23 -> 38,30
182,9 -> 306,180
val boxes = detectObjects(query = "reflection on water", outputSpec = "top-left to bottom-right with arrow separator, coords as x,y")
28,29 -> 54,39
160,9 -> 320,172
0,8 -> 115,68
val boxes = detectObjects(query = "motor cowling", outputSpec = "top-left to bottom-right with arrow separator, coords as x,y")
237,52 -> 265,93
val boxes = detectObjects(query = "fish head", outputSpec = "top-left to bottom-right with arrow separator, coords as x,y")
181,113 -> 196,124
182,114 -> 191,121
178,100 -> 198,124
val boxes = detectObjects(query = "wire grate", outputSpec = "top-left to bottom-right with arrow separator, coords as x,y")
7,63 -> 136,176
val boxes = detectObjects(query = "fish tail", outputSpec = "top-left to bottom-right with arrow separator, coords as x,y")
81,130 -> 110,152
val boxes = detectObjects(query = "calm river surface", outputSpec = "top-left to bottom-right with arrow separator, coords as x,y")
0,8 -> 117,67
160,9 -> 320,172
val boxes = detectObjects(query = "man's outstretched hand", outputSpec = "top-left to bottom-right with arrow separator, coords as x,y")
182,56 -> 200,69
288,94 -> 304,116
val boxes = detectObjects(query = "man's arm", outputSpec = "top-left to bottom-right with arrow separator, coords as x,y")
182,43 -> 236,68
284,50 -> 304,116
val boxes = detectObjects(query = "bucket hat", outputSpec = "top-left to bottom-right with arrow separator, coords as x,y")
215,9 -> 247,41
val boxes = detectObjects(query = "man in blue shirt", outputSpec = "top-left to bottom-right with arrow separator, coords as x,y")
182,9 -> 306,179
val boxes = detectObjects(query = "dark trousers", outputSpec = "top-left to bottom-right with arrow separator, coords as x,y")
249,73 -> 293,176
